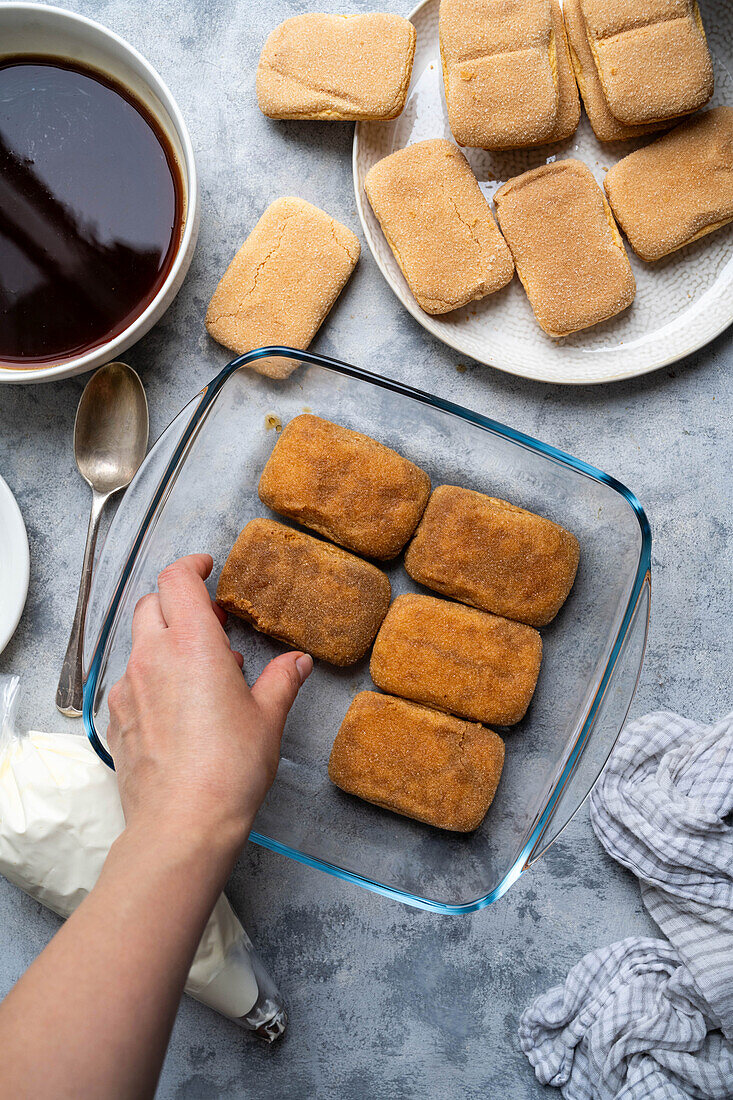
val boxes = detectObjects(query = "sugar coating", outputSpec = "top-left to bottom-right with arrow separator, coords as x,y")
580,0 -> 713,126
205,198 -> 359,379
405,485 -> 580,627
563,0 -> 670,141
493,159 -> 635,337
328,692 -> 505,832
439,0 -> 559,148
364,139 -> 514,315
256,13 -> 416,121
216,518 -> 390,666
258,414 -> 431,560
604,108 -> 733,261
370,593 -> 542,726
546,0 -> 582,144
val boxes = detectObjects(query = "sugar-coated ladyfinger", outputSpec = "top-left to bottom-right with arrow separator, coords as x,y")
493,159 -> 635,336
579,0 -> 713,126
329,692 -> 505,832
440,0 -> 579,149
440,0 -> 558,149
370,594 -> 542,725
563,0 -> 670,141
205,198 -> 359,379
405,485 -> 579,627
216,518 -> 390,666
256,13 -> 416,121
604,108 -> 733,261
364,139 -> 514,315
259,415 -> 431,560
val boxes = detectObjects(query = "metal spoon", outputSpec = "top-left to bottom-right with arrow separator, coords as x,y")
56,362 -> 148,717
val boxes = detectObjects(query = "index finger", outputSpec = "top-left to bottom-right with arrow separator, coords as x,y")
156,554 -> 218,631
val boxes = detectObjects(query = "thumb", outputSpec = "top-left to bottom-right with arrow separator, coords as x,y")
250,651 -> 313,733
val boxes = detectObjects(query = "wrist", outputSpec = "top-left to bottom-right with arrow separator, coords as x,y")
115,808 -> 252,882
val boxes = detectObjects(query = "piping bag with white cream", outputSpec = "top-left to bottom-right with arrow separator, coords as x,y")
0,674 -> 286,1041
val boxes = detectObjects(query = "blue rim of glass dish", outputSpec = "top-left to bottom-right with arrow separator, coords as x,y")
83,347 -> 652,915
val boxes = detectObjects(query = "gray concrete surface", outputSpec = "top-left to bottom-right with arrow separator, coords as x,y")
0,1 -> 731,1096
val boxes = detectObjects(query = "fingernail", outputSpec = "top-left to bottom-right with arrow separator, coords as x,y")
296,654 -> 313,684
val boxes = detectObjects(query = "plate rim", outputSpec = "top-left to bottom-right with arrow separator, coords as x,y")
352,0 -> 733,385
0,473 -> 30,655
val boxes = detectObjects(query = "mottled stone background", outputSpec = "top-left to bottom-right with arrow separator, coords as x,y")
0,1 -> 730,1096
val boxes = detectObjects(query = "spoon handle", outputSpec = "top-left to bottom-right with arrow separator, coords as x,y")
56,489 -> 110,717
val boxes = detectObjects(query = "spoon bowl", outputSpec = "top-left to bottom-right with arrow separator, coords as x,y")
74,362 -> 149,495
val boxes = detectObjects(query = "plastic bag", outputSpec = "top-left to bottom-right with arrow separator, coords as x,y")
0,675 -> 286,1040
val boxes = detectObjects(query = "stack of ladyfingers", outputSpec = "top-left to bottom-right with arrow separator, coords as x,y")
439,0 -> 580,149
438,0 -> 713,148
216,414 -> 581,834
564,0 -> 713,142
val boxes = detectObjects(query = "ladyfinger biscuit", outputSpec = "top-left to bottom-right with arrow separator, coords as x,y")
364,140 -> 514,315
547,0 -> 582,144
329,692 -> 505,832
405,485 -> 580,627
256,13 -> 416,121
493,159 -> 635,336
370,594 -> 542,726
258,414 -> 431,560
216,519 -> 390,666
580,0 -> 713,125
563,0 -> 669,141
205,198 -> 359,379
604,108 -> 733,261
439,0 -> 559,148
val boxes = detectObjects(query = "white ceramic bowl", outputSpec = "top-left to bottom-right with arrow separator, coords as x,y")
0,3 -> 199,385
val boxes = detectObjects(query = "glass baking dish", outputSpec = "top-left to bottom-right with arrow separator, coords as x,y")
83,349 -> 651,914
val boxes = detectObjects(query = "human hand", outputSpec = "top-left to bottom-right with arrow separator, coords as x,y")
107,553 -> 313,861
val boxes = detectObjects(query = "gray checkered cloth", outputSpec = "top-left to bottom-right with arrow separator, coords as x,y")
518,711 -> 733,1099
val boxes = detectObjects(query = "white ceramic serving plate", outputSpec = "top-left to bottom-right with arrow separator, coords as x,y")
0,474 -> 30,655
0,3 -> 199,385
353,0 -> 733,384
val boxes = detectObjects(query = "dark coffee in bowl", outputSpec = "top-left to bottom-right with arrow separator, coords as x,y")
0,57 -> 184,366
